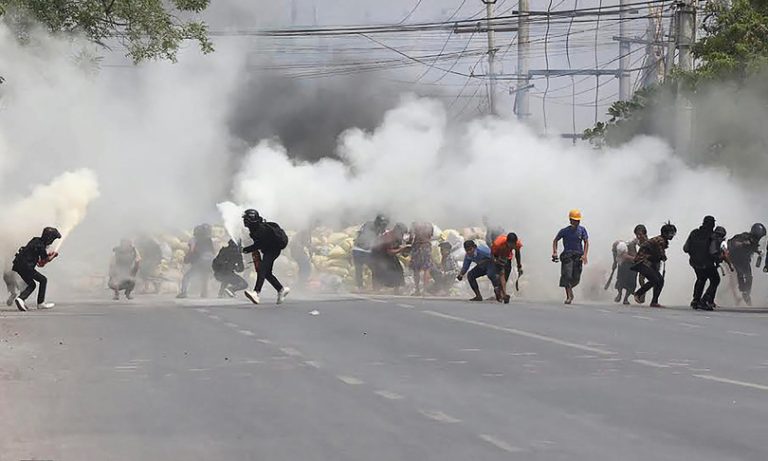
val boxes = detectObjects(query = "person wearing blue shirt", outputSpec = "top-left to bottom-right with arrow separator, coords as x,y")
552,209 -> 590,305
457,240 -> 500,302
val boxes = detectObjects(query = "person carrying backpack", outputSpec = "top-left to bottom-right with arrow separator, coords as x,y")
241,209 -> 290,305
212,240 -> 248,298
683,216 -> 720,310
632,222 -> 677,308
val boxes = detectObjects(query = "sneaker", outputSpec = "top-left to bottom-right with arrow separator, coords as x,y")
614,293 -> 622,303
622,299 -> 631,305
649,303 -> 665,308
277,287 -> 290,305
14,298 -> 27,312
224,288 -> 235,298
244,290 -> 260,305
503,295 -> 511,304
175,293 -> 188,299
6,293 -> 16,307
633,293 -> 644,305
38,302 -> 55,309
468,295 -> 483,302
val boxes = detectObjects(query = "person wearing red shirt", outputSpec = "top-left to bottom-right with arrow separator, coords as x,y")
491,232 -> 523,304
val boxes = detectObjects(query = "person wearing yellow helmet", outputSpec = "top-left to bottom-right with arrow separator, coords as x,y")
552,209 -> 589,305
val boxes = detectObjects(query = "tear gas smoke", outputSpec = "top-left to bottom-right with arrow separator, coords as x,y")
0,168 -> 100,266
221,95 -> 766,304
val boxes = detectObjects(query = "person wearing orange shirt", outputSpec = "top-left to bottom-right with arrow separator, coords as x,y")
491,232 -> 523,304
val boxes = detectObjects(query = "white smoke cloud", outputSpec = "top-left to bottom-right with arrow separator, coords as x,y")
223,95 -> 764,303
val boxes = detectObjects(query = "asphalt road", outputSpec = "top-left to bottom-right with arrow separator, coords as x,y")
1,294 -> 767,461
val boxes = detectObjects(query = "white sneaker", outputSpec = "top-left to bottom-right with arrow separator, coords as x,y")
277,287 -> 290,305
14,298 -> 27,312
244,290 -> 260,305
39,302 -> 55,309
224,288 -> 235,298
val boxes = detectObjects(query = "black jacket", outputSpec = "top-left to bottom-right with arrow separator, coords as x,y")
212,244 -> 245,274
13,237 -> 49,270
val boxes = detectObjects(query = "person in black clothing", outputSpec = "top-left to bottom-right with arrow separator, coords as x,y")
12,227 -> 61,311
683,216 -> 720,310
177,224 -> 215,299
632,223 -> 676,308
241,209 -> 290,305
352,214 -> 389,290
728,223 -> 766,306
212,239 -> 248,298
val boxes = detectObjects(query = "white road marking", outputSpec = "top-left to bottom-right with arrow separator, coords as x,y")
418,410 -> 461,423
679,322 -> 702,328
114,366 -> 137,370
597,309 -> 612,313
128,359 -> 152,363
423,310 -> 614,355
224,322 -> 239,328
280,347 -> 303,357
188,368 -> 210,372
727,330 -> 758,337
447,360 -> 468,364
374,390 -> 404,400
2,312 -> 105,317
397,303 -> 415,309
693,374 -> 768,391
304,361 -> 322,369
632,359 -> 670,369
509,352 -> 537,356
420,358 -> 438,362
459,348 -> 482,352
337,375 -> 364,385
207,314 -> 220,321
479,434 -> 525,453
238,330 -> 255,336
482,373 -> 505,377
195,308 -> 210,313
256,338 -> 272,344
632,315 -> 655,321
369,299 -> 388,304
575,355 -> 598,359
242,360 -> 265,365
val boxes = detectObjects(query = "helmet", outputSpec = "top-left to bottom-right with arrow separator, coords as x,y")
714,226 -> 727,238
242,209 -> 262,226
661,222 -> 677,240
41,227 -> 61,244
193,223 -> 212,239
568,209 -> 582,221
633,224 -> 647,235
374,214 -> 390,228
750,223 -> 766,239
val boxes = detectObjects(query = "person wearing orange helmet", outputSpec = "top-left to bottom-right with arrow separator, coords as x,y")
552,209 -> 589,305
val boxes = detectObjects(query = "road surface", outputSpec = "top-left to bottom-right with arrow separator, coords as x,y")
1,294 -> 767,460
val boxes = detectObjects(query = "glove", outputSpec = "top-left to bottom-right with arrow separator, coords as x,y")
242,244 -> 255,254
456,274 -> 464,281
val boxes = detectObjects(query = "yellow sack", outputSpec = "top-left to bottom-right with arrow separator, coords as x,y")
328,246 -> 347,259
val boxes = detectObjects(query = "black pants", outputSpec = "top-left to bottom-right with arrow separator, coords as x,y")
467,263 -> 499,292
255,250 -> 284,293
731,256 -> 752,295
692,266 -> 720,305
14,264 -> 47,305
634,263 -> 664,304
559,252 -> 583,288
215,271 -> 249,295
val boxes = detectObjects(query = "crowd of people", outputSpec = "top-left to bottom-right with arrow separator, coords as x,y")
3,209 -> 768,312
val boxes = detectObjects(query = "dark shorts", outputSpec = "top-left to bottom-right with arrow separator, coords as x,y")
559,252 -> 583,288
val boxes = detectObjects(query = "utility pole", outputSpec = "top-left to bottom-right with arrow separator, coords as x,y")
483,0 -> 498,115
643,5 -> 664,87
516,0 -> 530,120
618,0 -> 631,101
675,0 -> 696,156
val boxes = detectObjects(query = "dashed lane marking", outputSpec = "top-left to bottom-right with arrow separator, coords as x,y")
693,374 -> 768,391
238,330 -> 256,336
479,434 -> 525,453
280,347 -> 303,357
224,322 -> 239,328
632,315 -> 655,321
679,322 -> 702,328
397,303 -> 415,309
304,361 -> 323,369
207,314 -> 221,321
337,375 -> 364,385
195,308 -> 210,313
418,410 -> 461,423
727,330 -> 758,337
423,310 -> 615,356
374,390 -> 404,400
632,359 -> 670,369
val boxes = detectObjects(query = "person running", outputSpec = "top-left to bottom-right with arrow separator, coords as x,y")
108,238 -> 141,300
212,239 -> 248,298
632,222 -> 677,308
457,240 -> 500,302
683,216 -> 721,310
12,227 -> 61,311
612,224 -> 647,305
552,209 -> 589,305
408,221 -> 434,296
727,223 -> 766,306
242,209 -> 290,305
491,232 -> 523,304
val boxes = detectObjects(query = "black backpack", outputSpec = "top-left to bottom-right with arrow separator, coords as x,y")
265,222 -> 289,250
684,228 -> 712,266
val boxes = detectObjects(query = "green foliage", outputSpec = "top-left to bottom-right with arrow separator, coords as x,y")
0,0 -> 213,62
